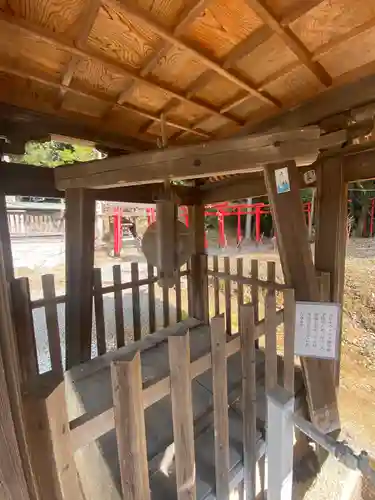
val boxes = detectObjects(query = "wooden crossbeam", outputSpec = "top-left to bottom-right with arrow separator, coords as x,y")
111,0 -> 281,107
244,0 -> 332,87
56,127 -> 355,189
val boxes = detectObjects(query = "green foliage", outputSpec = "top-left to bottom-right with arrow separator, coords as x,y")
9,140 -> 101,167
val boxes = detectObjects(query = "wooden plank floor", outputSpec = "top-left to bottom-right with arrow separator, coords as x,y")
65,324 -> 304,500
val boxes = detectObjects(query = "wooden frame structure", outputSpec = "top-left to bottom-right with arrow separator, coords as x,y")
3,1 -> 375,498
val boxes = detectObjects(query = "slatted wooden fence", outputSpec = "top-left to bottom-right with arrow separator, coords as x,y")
12,262 -> 190,373
10,254 -> 305,500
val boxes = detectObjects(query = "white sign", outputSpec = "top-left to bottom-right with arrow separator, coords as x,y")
294,302 -> 341,359
275,167 -> 291,194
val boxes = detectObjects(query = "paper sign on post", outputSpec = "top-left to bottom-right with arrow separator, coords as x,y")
275,167 -> 290,194
294,302 -> 341,359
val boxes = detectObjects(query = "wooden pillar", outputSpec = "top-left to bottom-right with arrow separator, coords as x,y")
189,204 -> 209,323
315,157 -> 348,383
0,191 -> 14,281
65,188 -> 96,369
264,162 -> 339,433
0,221 -> 33,499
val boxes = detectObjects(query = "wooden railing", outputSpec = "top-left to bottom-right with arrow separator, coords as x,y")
11,262 -> 190,374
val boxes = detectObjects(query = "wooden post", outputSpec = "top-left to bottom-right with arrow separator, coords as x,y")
264,161 -> 339,433
210,315 -> 230,500
0,191 -> 14,281
240,304 -> 257,500
65,188 -> 96,369
168,330 -> 196,500
315,157 -> 348,384
189,205 -> 209,323
93,268 -> 107,356
111,353 -> 151,500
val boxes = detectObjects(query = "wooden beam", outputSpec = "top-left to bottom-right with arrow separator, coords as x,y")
242,73 -> 375,136
65,188 -> 96,369
0,191 -> 14,281
55,127 -> 334,189
315,157 -> 348,384
200,173 -> 266,203
111,0 -> 281,108
0,161 -> 200,204
263,161 -> 339,433
244,0 -> 331,87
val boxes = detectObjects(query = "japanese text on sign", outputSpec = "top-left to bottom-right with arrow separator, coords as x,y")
294,302 -> 341,359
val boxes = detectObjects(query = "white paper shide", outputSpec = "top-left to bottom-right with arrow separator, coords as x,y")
294,302 -> 341,359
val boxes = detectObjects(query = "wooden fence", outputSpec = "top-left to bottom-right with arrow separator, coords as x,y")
10,255 -> 308,499
11,262 -> 190,374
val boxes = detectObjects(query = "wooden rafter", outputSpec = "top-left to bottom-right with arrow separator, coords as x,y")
113,0 -> 213,106
0,62 -> 210,139
175,0 -> 324,138
0,11 -> 241,134
244,0 -> 332,87
109,0 -> 215,134
110,0 -> 281,107
58,0 -> 102,103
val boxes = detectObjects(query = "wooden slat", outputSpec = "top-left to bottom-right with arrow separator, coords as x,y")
237,258 -> 244,328
131,263 -> 142,341
213,256 -> 220,316
267,261 -> 276,283
25,375 -> 84,500
244,0 -> 332,87
283,289 -> 295,394
10,277 -> 39,382
240,304 -> 257,500
168,331 -> 197,500
42,274 -> 63,375
224,257 -> 232,335
210,315 -> 230,499
319,272 -> 331,302
147,265 -> 156,333
93,268 -> 107,356
111,354 -> 151,500
250,260 -> 259,323
265,291 -> 277,392
162,280 -> 170,328
113,265 -> 125,348
175,267 -> 182,323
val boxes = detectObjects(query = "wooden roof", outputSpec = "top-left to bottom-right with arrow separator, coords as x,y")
1,0 -> 375,152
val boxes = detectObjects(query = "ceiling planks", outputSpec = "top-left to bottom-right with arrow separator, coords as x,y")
0,0 -> 375,149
